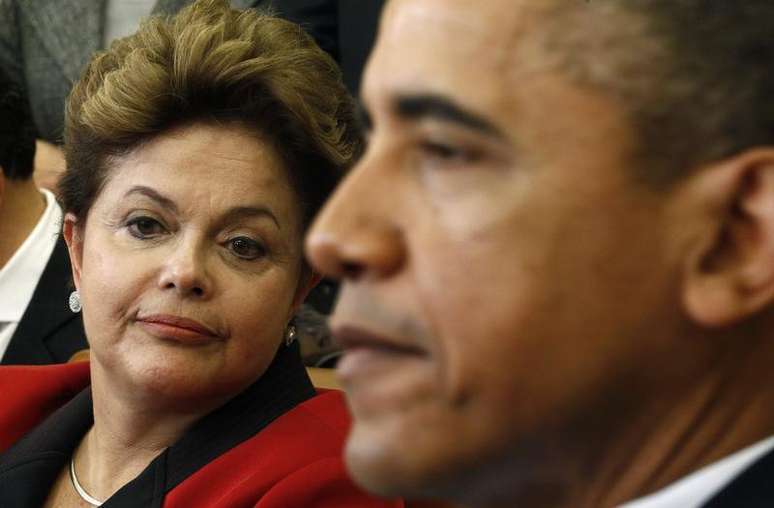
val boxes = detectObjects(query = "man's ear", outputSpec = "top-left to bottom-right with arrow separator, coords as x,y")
683,149 -> 774,328
62,213 -> 84,290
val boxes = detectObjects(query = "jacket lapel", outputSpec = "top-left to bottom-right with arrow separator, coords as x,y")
0,346 -> 312,506
105,343 -> 314,506
0,389 -> 93,508
22,0 -> 103,84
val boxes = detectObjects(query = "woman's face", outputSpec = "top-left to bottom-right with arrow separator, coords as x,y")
64,122 -> 312,408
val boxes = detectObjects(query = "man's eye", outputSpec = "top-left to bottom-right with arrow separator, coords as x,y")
228,237 -> 266,260
420,141 -> 478,164
127,217 -> 166,238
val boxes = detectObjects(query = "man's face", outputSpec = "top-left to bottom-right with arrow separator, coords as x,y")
308,0 -> 689,502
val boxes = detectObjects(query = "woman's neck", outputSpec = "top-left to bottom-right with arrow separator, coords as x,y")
74,365 -> 220,500
72,425 -> 168,502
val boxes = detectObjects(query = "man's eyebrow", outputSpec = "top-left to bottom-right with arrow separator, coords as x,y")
394,93 -> 505,139
124,186 -> 178,212
219,205 -> 281,230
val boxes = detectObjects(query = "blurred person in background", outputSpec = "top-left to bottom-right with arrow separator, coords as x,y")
0,2 -> 402,506
306,0 -> 774,507
270,0 -> 385,96
0,67 -> 86,365
0,0 -> 262,190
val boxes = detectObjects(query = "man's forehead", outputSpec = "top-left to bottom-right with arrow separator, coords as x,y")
362,0 -> 574,142
381,0 -> 532,61
365,0 -> 567,107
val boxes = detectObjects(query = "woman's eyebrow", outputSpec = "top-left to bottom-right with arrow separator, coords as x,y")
124,185 -> 178,212
219,205 -> 281,230
122,187 -> 281,229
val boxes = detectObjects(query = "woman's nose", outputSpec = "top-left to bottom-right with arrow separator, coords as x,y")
157,241 -> 212,297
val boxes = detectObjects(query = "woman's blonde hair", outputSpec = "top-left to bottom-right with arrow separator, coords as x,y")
60,0 -> 360,227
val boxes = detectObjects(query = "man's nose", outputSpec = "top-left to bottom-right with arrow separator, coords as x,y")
306,160 -> 406,282
158,238 -> 212,297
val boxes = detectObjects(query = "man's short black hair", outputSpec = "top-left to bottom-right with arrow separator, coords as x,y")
538,1 -> 774,186
0,68 -> 35,180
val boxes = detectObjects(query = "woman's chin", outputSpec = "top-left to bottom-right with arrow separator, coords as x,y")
95,353 -> 261,411
141,373 -> 248,410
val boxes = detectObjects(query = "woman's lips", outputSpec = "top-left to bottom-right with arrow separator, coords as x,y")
136,314 -> 221,344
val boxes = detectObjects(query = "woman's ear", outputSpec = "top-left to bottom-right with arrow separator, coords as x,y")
683,149 -> 774,327
288,267 -> 323,320
62,212 -> 84,290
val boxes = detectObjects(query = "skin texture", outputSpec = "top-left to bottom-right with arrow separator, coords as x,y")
0,174 -> 46,269
33,139 -> 65,191
306,1 -> 774,507
58,122 -> 313,502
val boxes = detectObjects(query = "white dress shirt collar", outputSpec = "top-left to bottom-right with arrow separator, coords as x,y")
0,189 -> 63,356
620,435 -> 774,508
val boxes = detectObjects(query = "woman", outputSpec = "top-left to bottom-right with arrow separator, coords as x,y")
0,1 -> 401,506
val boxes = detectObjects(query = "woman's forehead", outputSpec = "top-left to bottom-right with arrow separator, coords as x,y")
95,124 -> 298,221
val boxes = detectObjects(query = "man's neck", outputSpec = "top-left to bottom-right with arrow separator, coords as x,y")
0,179 -> 47,269
455,328 -> 774,508
581,332 -> 774,507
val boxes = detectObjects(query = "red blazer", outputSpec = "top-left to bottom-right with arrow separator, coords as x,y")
0,360 -> 402,508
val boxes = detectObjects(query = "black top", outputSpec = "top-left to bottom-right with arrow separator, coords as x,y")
0,342 -> 315,507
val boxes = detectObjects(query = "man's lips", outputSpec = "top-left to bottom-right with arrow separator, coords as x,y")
333,325 -> 433,411
136,314 -> 221,343
333,325 -> 426,356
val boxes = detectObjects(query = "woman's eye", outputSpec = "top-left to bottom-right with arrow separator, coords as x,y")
126,216 -> 166,238
228,237 -> 266,260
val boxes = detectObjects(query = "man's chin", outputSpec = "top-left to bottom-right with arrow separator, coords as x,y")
344,423 -> 456,500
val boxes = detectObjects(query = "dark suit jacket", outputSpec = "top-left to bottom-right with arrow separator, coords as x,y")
271,0 -> 385,95
1,237 -> 87,365
0,346 -> 402,507
0,0 -> 262,143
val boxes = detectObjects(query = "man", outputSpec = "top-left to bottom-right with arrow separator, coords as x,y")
0,69 -> 86,364
306,1 -> 774,506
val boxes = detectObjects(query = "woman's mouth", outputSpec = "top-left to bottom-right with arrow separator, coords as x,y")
136,314 -> 221,345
